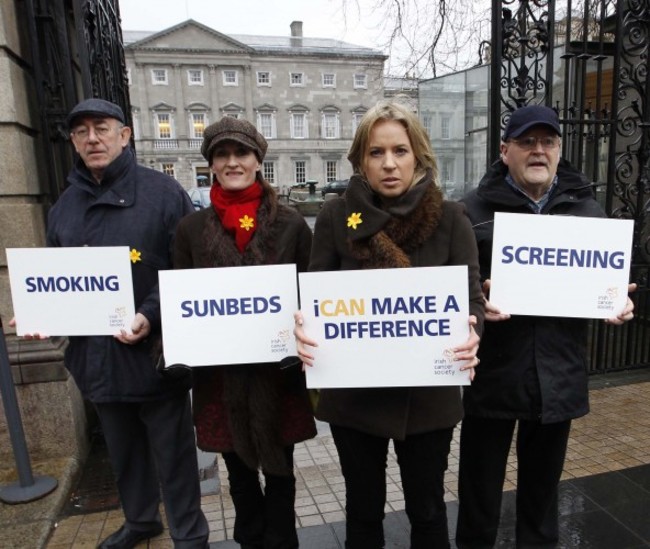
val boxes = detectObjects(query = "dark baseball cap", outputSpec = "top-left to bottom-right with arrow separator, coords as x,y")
503,105 -> 561,140
67,98 -> 126,129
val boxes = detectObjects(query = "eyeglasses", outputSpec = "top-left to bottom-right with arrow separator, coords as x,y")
71,125 -> 122,141
509,136 -> 560,151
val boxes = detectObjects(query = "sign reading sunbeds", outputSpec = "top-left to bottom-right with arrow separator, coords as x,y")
489,213 -> 633,318
159,264 -> 298,367
299,266 -> 471,388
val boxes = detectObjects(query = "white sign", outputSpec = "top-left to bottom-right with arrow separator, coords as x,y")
299,266 -> 471,389
7,247 -> 136,336
159,264 -> 298,367
489,213 -> 633,318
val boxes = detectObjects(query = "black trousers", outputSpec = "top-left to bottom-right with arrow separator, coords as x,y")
222,446 -> 298,549
331,424 -> 454,549
456,416 -> 572,549
95,392 -> 209,548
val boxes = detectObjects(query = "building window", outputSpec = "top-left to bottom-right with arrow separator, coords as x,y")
257,112 -> 276,139
294,160 -> 306,184
423,114 -> 433,137
441,158 -> 454,183
161,163 -> 175,177
326,160 -> 338,182
188,69 -> 204,85
222,70 -> 238,86
257,71 -> 271,86
322,73 -> 336,87
321,112 -> 340,139
290,113 -> 308,139
156,113 -> 173,138
126,68 -> 132,85
263,161 -> 275,184
441,116 -> 451,139
353,73 -> 367,89
290,72 -> 304,86
352,112 -> 366,135
151,68 -> 168,85
191,113 -> 206,138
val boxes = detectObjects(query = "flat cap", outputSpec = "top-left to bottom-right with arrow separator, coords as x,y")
67,98 -> 126,129
503,105 -> 561,140
201,117 -> 268,163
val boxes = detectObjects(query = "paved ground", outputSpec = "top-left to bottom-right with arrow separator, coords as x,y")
2,370 -> 649,548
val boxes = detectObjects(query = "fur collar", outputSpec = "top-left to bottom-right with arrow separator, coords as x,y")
346,170 -> 444,269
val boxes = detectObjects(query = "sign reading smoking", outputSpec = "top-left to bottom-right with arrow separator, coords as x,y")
489,213 -> 633,318
159,264 -> 298,367
299,266 -> 471,388
7,247 -> 136,336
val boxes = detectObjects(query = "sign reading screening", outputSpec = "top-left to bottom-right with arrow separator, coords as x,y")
7,247 -> 136,336
159,264 -> 298,367
299,266 -> 471,389
489,213 -> 633,318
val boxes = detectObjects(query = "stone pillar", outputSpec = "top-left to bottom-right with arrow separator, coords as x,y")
0,1 -> 88,468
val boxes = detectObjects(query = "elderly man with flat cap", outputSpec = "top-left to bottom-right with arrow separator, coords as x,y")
455,104 -> 635,548
42,98 -> 208,548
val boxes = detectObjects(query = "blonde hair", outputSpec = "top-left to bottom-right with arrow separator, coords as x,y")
347,101 -> 438,187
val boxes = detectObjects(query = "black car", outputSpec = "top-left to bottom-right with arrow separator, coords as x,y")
321,179 -> 349,197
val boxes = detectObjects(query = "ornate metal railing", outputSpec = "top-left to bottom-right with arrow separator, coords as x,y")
490,0 -> 650,372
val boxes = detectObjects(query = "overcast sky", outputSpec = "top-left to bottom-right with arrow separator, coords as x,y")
118,0 -> 383,49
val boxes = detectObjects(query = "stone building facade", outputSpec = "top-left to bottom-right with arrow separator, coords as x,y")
123,20 -> 387,192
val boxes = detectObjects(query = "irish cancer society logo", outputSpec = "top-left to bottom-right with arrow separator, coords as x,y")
270,329 -> 291,355
108,306 -> 128,328
432,349 -> 456,376
596,287 -> 617,311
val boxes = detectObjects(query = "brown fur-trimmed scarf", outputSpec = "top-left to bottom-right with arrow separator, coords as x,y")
345,169 -> 444,269
200,182 -> 292,475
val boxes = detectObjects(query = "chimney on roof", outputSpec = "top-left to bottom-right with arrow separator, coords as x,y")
290,21 -> 303,38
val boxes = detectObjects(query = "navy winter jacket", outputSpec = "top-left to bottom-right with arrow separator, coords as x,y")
47,148 -> 194,402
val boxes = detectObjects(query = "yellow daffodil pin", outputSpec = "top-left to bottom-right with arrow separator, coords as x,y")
239,215 -> 255,231
347,212 -> 363,230
129,248 -> 142,264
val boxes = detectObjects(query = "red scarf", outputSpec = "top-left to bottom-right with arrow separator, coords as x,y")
210,182 -> 263,253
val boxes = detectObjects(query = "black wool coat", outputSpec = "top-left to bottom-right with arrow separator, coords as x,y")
461,158 -> 606,424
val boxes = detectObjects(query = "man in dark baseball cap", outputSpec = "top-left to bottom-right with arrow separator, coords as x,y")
456,103 -> 635,548
502,104 -> 562,141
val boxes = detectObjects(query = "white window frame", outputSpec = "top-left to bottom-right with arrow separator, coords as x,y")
256,71 -> 271,86
289,72 -> 305,87
190,112 -> 207,139
322,73 -> 336,88
161,163 -> 175,177
222,70 -> 239,86
155,112 -> 174,139
441,157 -> 454,183
441,115 -> 451,139
262,161 -> 275,184
187,69 -> 204,86
151,68 -> 168,85
257,112 -> 276,139
352,112 -> 365,135
422,114 -> 433,137
321,112 -> 340,139
290,112 -> 308,139
353,73 -> 367,89
294,160 -> 306,184
326,160 -> 338,182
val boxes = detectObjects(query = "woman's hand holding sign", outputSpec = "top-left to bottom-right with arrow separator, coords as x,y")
604,282 -> 636,325
482,279 -> 511,322
293,311 -> 317,368
453,315 -> 481,381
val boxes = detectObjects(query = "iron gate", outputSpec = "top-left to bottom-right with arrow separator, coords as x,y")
25,0 -> 131,202
489,0 -> 650,372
